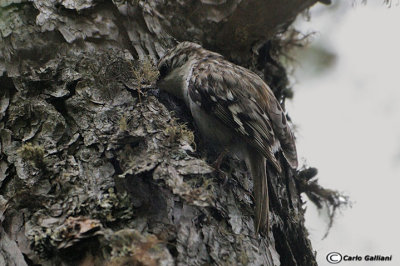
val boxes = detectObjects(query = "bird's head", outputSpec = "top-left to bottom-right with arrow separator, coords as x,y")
157,41 -> 223,99
156,42 -> 206,99
157,41 -> 202,80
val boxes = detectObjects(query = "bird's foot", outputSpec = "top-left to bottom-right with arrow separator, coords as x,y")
212,149 -> 229,185
216,169 -> 228,185
211,149 -> 228,170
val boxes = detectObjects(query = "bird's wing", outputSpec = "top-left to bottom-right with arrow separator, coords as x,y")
188,58 -> 297,171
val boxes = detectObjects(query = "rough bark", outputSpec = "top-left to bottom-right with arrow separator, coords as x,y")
0,0 -> 325,265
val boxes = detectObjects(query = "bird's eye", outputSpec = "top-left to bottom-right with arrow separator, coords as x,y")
159,62 -> 169,78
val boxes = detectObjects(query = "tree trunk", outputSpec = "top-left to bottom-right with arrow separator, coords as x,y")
0,0 -> 325,265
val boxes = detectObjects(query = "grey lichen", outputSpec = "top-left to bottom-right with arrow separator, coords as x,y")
29,216 -> 103,256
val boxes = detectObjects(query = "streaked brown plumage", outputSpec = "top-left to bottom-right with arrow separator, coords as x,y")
157,42 -> 298,235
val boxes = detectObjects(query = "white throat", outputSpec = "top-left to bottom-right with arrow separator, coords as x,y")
159,60 -> 196,106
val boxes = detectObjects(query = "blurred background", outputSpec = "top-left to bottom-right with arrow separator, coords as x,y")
289,1 -> 400,265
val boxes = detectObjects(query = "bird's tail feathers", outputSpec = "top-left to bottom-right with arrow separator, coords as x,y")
248,151 -> 269,236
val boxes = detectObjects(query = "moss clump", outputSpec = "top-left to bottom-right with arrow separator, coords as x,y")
17,143 -> 45,167
132,57 -> 159,86
108,230 -> 165,266
119,115 -> 128,131
234,25 -> 250,46
164,124 -> 195,148
131,57 -> 159,102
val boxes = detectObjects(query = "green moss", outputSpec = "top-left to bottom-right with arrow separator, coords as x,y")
119,115 -> 128,131
234,26 -> 250,46
17,143 -> 45,167
108,230 -> 163,266
164,123 -> 195,148
132,57 -> 159,86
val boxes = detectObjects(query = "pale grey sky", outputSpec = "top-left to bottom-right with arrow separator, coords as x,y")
289,2 -> 400,265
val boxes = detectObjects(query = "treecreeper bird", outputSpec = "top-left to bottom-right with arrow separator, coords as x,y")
157,42 -> 298,235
